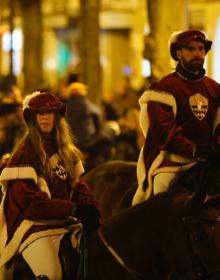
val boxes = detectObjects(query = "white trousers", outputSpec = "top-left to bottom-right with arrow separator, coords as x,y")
22,235 -> 63,280
153,172 -> 177,195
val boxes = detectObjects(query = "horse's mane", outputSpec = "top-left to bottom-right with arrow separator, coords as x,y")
169,161 -> 220,195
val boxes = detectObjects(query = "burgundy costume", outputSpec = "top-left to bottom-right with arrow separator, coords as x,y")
132,63 -> 220,205
0,129 -> 98,271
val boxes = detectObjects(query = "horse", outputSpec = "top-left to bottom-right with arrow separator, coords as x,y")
84,160 -> 137,218
84,159 -> 220,219
87,189 -> 220,280
11,159 -> 220,279
170,160 -> 220,195
13,189 -> 220,280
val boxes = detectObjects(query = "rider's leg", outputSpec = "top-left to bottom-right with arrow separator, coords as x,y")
22,235 -> 63,280
153,172 -> 177,195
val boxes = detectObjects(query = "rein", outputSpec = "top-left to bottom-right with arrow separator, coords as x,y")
97,228 -> 143,280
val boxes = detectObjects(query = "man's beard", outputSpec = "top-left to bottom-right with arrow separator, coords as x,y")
181,57 -> 204,72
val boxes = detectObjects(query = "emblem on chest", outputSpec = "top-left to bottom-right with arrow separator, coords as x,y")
189,93 -> 208,120
49,154 -> 68,180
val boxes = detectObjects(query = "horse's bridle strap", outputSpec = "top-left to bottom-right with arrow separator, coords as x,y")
97,229 -> 143,280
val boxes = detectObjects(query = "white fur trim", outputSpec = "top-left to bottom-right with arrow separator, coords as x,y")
132,150 -> 196,206
22,91 -> 41,111
168,30 -> 182,47
132,150 -> 165,205
135,147 -> 145,197
0,166 -> 51,197
139,90 -> 177,137
0,217 -> 35,268
0,167 -> 38,194
0,169 -> 51,268
132,89 -> 178,205
37,176 -> 51,198
0,166 -> 37,184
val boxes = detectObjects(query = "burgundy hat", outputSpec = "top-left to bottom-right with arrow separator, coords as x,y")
170,30 -> 212,61
23,91 -> 66,123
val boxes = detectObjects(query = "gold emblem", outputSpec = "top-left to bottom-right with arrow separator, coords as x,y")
189,93 -> 208,120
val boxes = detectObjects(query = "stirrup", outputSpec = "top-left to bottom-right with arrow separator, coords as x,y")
35,275 -> 49,280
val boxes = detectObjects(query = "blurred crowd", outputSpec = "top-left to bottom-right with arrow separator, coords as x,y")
0,75 -> 26,169
0,74 -> 144,173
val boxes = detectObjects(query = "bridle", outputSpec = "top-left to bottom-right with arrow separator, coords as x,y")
97,213 -> 220,280
97,228 -> 143,280
182,215 -> 220,279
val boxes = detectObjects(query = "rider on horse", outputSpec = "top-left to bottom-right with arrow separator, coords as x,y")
132,29 -> 220,205
0,91 -> 100,280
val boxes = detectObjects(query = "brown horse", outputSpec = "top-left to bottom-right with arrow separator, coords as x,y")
12,160 -> 220,279
86,189 -> 220,280
13,189 -> 220,280
85,159 -> 220,219
84,160 -> 137,218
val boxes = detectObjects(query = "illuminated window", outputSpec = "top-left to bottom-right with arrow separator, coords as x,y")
2,28 -> 23,75
57,41 -> 71,75
142,58 -> 151,77
213,18 -> 220,82
2,28 -> 22,52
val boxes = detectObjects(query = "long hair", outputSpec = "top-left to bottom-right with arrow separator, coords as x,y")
13,113 -> 83,180
54,114 -> 84,177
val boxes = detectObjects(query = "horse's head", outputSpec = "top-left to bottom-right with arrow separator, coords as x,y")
166,190 -> 220,280
95,189 -> 220,280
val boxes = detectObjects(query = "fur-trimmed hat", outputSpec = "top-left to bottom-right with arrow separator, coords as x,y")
169,30 -> 212,61
23,91 -> 66,123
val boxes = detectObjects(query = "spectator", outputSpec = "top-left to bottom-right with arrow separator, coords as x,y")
0,94 -> 25,169
113,108 -> 144,161
65,82 -> 116,171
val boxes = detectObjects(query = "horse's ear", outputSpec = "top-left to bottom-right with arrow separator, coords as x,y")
184,191 -> 207,215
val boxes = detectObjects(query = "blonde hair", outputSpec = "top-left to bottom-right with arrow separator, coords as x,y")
54,115 -> 84,177
13,113 -> 83,180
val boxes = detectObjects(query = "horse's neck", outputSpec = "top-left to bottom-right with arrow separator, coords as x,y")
87,190 -> 220,280
99,198 -> 173,274
105,196 -> 172,234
